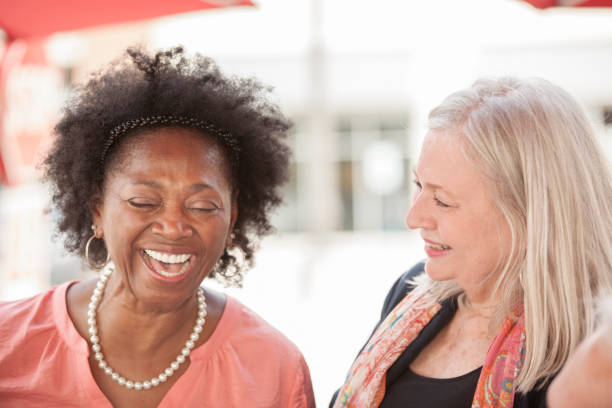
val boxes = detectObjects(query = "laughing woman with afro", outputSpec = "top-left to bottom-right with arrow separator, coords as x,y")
0,46 -> 315,408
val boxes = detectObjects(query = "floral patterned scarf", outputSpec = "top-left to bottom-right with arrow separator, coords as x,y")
333,290 -> 525,408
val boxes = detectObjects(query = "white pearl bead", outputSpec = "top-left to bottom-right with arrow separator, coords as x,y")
194,326 -> 203,334
93,287 -> 102,297
126,381 -> 134,389
89,326 -> 97,335
92,344 -> 101,352
118,377 -> 126,386
190,333 -> 199,341
112,373 -> 119,380
95,352 -> 103,361
151,378 -> 160,386
165,367 -> 174,377
90,335 -> 99,344
181,348 -> 190,356
98,360 -> 107,369
143,381 -> 151,390
186,340 -> 195,349
177,355 -> 185,364
158,373 -> 167,382
171,361 -> 179,370
104,367 -> 112,375
134,382 -> 142,390
196,318 -> 204,326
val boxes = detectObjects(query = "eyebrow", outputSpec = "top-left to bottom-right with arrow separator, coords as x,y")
133,180 -> 161,189
132,180 -> 215,192
412,169 -> 456,198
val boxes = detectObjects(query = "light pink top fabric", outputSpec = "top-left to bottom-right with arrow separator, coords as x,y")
0,281 -> 315,408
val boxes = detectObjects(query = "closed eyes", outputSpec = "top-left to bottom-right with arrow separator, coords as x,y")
413,179 -> 450,208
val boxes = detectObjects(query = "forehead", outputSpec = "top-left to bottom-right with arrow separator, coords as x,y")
417,130 -> 490,198
105,127 -> 232,186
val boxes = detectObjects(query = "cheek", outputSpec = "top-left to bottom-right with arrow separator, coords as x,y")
197,215 -> 230,245
101,207 -> 142,258
469,217 -> 512,270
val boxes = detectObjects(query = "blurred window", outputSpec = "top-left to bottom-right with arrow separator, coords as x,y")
337,115 -> 411,231
273,115 -> 411,233
604,107 -> 612,127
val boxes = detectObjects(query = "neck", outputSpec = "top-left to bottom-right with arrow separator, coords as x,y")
459,276 -> 501,316
461,294 -> 498,317
457,286 -> 506,338
96,275 -> 198,356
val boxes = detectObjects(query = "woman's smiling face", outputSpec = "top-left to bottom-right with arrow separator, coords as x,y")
406,129 -> 511,300
93,127 -> 237,307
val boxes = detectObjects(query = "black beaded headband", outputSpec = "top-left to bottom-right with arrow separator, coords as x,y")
99,115 -> 240,169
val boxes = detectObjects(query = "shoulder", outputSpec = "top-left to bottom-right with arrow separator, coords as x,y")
545,325 -> 612,408
200,296 -> 315,406
380,262 -> 426,318
0,285 -> 59,331
223,296 -> 307,364
0,283 -> 72,370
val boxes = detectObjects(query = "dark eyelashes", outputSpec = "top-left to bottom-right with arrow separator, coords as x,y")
127,199 -> 219,212
434,198 -> 450,208
190,206 -> 218,212
127,200 -> 157,208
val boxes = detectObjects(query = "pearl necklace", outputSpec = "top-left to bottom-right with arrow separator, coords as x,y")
87,263 -> 206,390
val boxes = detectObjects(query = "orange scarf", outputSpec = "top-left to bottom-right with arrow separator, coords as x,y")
334,291 -> 525,408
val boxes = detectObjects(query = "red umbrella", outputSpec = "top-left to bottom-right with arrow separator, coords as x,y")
0,0 -> 254,186
0,0 -> 254,40
522,0 -> 612,8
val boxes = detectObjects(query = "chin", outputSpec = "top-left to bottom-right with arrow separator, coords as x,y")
423,260 -> 455,282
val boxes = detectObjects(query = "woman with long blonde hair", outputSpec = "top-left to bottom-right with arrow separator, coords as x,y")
330,77 -> 612,408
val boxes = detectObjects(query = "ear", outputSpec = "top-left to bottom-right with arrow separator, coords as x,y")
226,189 -> 239,246
90,186 -> 105,238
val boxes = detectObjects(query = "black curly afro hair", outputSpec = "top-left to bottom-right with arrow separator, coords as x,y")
43,46 -> 292,286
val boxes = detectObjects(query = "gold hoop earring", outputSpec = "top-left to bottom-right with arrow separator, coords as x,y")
85,233 -> 110,270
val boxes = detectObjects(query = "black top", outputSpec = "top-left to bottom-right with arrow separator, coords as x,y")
330,263 -> 551,408
380,366 -> 482,408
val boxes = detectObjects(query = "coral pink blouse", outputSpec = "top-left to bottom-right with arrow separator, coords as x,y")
0,281 -> 315,407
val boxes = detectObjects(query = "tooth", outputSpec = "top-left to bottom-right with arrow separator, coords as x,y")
427,243 -> 448,250
145,250 -> 191,264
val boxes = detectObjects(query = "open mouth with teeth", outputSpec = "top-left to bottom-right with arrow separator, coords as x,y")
426,242 -> 452,250
142,249 -> 193,279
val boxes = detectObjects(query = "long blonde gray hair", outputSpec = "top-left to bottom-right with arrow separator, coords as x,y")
413,77 -> 612,391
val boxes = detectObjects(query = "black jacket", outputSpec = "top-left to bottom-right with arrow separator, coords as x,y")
330,263 -> 550,408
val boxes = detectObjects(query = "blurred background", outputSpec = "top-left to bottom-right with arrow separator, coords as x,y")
1,0 -> 612,405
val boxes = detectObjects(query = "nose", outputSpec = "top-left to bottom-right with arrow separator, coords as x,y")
152,204 -> 193,240
405,190 -> 435,231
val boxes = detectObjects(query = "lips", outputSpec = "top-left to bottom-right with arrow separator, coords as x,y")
142,249 -> 195,281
